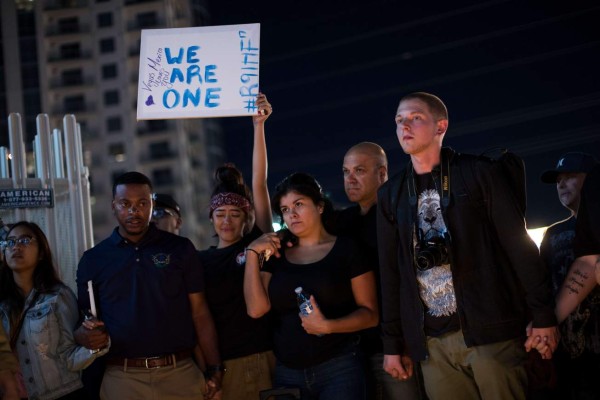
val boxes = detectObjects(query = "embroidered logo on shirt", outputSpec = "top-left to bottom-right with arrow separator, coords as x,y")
236,251 -> 246,266
152,253 -> 171,268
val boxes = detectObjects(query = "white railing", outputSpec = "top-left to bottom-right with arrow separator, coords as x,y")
0,113 -> 93,291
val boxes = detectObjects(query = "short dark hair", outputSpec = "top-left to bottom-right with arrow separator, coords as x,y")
272,172 -> 335,233
112,171 -> 153,197
400,92 -> 448,121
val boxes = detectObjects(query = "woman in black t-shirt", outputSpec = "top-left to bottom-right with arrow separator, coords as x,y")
243,172 -> 378,400
198,94 -> 275,400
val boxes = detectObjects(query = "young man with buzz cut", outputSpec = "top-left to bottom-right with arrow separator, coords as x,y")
377,92 -> 558,400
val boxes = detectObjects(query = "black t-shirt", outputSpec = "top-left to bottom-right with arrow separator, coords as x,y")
199,226 -> 272,360
541,217 -> 577,295
333,205 -> 379,262
332,205 -> 382,355
575,163 -> 600,257
542,217 -> 600,357
414,172 -> 460,337
263,236 -> 371,369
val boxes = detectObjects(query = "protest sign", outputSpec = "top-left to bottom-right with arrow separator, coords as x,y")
137,23 -> 260,120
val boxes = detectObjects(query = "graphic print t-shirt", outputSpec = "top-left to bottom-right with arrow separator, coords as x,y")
414,172 -> 460,336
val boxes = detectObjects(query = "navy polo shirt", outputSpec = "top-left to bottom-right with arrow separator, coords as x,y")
76,224 -> 204,358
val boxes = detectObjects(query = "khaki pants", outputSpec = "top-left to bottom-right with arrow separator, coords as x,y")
100,358 -> 204,400
222,350 -> 275,400
420,330 -> 527,400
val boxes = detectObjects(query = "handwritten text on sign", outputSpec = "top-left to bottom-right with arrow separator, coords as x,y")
137,23 -> 260,120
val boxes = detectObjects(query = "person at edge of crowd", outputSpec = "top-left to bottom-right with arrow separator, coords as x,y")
0,314 -> 21,400
573,161 -> 600,287
332,142 -> 422,400
198,93 -> 276,400
0,221 -> 108,400
74,172 -> 223,400
552,160 -> 600,310
535,159 -> 600,395
243,172 -> 379,400
152,193 -> 183,235
536,152 -> 600,399
376,92 -> 558,400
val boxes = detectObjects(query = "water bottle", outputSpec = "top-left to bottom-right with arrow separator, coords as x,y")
295,286 -> 314,316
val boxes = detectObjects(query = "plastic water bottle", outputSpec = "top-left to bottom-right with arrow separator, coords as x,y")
295,287 -> 314,316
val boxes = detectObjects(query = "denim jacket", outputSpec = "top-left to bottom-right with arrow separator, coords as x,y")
0,284 -> 108,400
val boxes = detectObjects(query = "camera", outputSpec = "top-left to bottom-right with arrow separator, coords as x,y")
414,234 -> 450,271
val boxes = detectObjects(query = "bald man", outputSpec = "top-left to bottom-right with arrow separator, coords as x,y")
333,142 -> 421,400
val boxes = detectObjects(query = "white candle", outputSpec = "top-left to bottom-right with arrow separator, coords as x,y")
87,280 -> 97,317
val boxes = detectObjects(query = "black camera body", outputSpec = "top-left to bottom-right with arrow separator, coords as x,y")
414,234 -> 451,271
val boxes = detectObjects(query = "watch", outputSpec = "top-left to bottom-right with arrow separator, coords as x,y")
204,363 -> 226,379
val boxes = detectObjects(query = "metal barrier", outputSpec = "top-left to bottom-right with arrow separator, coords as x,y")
0,112 -> 93,291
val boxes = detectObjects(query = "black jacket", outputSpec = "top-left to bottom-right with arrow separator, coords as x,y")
376,148 -> 556,361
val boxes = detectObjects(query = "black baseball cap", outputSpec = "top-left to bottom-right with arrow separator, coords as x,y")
153,193 -> 181,216
540,152 -> 598,184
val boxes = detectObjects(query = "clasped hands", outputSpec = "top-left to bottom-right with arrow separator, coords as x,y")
74,315 -> 110,351
524,323 -> 560,360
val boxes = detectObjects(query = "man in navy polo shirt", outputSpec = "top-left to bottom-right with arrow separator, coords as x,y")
76,172 -> 222,399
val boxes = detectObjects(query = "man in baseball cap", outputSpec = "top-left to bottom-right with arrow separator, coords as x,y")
538,151 -> 599,398
540,152 -> 597,184
152,193 -> 183,235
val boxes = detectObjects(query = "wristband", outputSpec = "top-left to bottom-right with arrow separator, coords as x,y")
245,247 -> 261,258
204,363 -> 226,379
245,247 -> 265,269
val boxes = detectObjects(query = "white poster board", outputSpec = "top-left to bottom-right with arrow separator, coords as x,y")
137,23 -> 260,120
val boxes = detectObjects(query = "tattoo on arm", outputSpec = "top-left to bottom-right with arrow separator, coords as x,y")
565,268 -> 589,294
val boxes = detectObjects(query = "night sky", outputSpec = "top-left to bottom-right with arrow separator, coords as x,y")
207,0 -> 600,228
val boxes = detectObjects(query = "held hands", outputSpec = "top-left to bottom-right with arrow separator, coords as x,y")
299,296 -> 329,336
204,372 -> 223,400
524,322 -> 560,360
74,315 -> 110,350
252,93 -> 272,125
383,354 -> 414,381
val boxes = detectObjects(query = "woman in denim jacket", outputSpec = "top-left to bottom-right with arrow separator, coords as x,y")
0,221 -> 108,400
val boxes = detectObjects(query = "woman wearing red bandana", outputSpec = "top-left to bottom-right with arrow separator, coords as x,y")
198,93 -> 276,400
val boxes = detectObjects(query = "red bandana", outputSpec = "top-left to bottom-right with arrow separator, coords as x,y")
209,192 -> 251,217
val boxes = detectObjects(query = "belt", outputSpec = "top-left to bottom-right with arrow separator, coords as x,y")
106,350 -> 192,369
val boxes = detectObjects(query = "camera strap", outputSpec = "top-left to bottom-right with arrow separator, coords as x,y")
407,150 -> 450,209
406,150 -> 452,262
